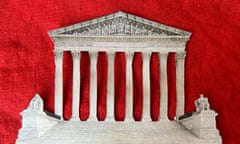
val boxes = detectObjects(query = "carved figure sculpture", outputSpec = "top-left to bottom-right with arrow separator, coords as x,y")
29,94 -> 43,111
195,94 -> 210,112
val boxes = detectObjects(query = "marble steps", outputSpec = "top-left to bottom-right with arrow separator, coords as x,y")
24,121 -> 220,144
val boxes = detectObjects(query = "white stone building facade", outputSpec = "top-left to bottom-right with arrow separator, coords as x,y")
16,11 -> 222,144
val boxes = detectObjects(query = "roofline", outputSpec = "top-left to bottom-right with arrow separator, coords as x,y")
48,11 -> 192,36
50,34 -> 191,39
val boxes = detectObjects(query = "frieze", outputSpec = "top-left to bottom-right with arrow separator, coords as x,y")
60,17 -> 179,36
54,41 -> 186,49
52,36 -> 189,43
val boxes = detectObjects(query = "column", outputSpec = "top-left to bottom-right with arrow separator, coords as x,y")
142,52 -> 152,121
160,52 -> 169,120
71,51 -> 81,121
176,52 -> 186,118
54,49 -> 64,119
125,52 -> 134,121
89,51 -> 98,120
106,52 -> 115,121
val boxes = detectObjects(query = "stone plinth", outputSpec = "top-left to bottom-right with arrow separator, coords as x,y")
179,110 -> 221,142
17,121 -> 222,144
16,94 -> 59,143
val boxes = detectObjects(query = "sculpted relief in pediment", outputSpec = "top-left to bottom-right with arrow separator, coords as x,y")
49,11 -> 191,37
60,17 -> 180,36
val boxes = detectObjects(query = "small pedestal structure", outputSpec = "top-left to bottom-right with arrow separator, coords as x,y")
16,11 -> 222,144
179,94 -> 221,142
16,94 -> 59,143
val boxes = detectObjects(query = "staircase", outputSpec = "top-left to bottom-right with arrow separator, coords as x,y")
21,120 -> 221,144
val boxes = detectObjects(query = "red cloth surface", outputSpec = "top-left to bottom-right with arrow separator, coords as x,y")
0,0 -> 240,143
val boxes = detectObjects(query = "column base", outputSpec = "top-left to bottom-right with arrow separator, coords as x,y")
141,117 -> 152,122
87,117 -> 98,121
105,117 -> 115,122
159,118 -> 170,122
70,117 -> 80,122
125,117 -> 135,122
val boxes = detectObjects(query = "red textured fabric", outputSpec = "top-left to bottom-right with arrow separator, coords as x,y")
0,0 -> 240,144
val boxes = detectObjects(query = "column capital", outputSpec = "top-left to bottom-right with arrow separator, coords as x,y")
106,51 -> 116,60
106,51 -> 116,55
142,51 -> 152,59
54,50 -> 63,57
159,52 -> 169,56
71,51 -> 80,58
126,52 -> 134,59
176,52 -> 186,59
89,51 -> 98,58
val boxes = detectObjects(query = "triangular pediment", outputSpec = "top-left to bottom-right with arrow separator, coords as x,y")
49,11 -> 191,36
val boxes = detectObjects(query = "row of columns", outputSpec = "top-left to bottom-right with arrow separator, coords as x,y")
54,50 -> 185,121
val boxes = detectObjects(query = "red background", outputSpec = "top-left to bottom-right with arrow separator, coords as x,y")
0,0 -> 240,143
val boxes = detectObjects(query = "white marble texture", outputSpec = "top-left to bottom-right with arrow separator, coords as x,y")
125,52 -> 134,121
142,52 -> 151,121
160,52 -> 168,120
16,94 -> 59,143
176,52 -> 186,117
71,51 -> 81,121
106,52 -> 115,121
18,121 -> 221,144
16,11 -> 222,144
179,95 -> 221,141
89,52 -> 98,120
54,50 -> 63,118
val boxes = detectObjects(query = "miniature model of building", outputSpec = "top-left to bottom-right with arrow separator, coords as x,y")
16,11 -> 222,144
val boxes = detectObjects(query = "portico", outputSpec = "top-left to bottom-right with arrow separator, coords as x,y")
50,11 -> 190,121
